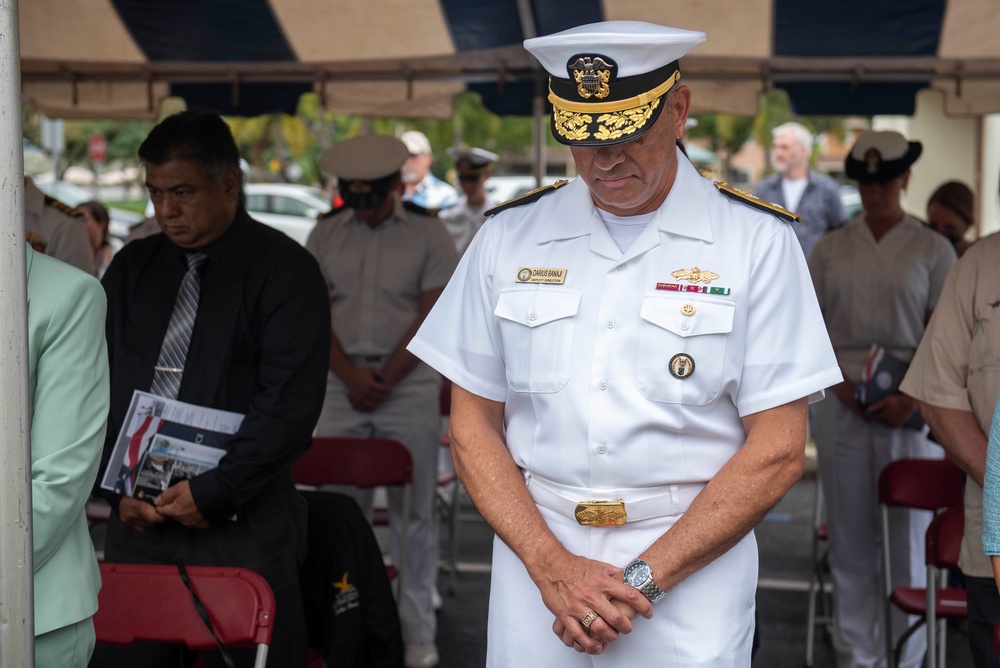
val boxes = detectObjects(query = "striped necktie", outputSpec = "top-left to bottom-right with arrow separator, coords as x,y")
150,252 -> 207,399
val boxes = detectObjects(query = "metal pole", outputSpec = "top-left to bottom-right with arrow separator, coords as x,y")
532,77 -> 546,187
515,0 -> 545,187
0,0 -> 35,665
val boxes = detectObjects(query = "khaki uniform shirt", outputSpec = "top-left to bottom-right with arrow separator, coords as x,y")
901,233 -> 1000,577
305,195 -> 457,358
24,179 -> 92,274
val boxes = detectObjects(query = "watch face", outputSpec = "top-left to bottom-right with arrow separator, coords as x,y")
624,561 -> 651,587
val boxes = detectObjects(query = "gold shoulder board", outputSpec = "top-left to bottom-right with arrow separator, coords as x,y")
485,179 -> 571,218
44,195 -> 82,218
714,181 -> 801,223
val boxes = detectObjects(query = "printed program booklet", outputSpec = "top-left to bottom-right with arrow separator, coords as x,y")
855,343 -> 925,431
100,390 -> 244,501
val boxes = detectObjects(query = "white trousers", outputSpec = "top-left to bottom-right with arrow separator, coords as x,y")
314,368 -> 441,645
812,397 -> 942,668
486,503 -> 757,667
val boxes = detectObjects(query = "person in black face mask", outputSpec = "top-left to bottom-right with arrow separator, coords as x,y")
305,134 -> 459,668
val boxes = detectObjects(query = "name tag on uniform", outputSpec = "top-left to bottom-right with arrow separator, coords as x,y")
516,267 -> 568,284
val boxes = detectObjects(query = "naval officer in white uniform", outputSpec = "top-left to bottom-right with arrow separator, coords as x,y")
408,21 -> 842,667
439,146 -> 500,254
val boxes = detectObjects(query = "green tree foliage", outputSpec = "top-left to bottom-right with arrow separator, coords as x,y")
58,120 -> 152,178
687,114 -> 754,182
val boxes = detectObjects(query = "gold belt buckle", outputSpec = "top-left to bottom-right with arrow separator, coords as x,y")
574,499 -> 627,527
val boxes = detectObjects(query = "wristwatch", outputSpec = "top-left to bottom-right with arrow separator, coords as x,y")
623,558 -> 665,603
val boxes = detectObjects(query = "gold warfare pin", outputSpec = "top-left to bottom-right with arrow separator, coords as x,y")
671,267 -> 720,285
516,267 -> 567,284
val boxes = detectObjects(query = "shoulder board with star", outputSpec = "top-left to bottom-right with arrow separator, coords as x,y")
403,201 -> 439,217
485,179 -> 571,218
714,181 -> 801,223
44,195 -> 82,218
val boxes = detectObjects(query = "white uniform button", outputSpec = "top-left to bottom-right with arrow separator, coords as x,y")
606,319 -> 615,329
616,263 -> 626,271
680,320 -> 690,331
528,310 -> 537,321
596,443 -> 608,454
598,380 -> 608,390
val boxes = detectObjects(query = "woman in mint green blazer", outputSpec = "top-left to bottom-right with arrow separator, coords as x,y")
27,247 -> 109,666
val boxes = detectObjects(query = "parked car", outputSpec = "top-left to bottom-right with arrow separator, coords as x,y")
244,183 -> 332,245
839,184 -> 862,219
31,179 -> 145,241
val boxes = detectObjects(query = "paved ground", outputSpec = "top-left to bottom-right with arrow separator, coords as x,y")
432,470 -> 974,667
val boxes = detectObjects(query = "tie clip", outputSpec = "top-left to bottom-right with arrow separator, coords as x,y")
154,365 -> 184,373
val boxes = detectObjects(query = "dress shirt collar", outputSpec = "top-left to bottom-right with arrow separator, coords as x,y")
534,148 -> 714,246
163,207 -> 248,266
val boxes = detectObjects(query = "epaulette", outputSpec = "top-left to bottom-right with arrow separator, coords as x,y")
403,200 -> 439,217
26,231 -> 47,253
714,181 -> 801,223
44,195 -> 82,218
485,179 -> 571,218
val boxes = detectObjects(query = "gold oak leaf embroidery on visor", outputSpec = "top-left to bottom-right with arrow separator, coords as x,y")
554,108 -> 593,142
594,97 -> 661,142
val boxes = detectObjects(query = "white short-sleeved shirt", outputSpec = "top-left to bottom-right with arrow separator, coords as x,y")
901,233 -> 1000,577
306,195 -> 458,357
408,153 -> 841,490
439,193 -> 502,255
808,214 -> 957,380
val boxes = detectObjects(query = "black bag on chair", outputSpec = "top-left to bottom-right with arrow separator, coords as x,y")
300,491 -> 404,668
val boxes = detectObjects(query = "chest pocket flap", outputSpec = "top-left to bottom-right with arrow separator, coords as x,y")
640,295 -> 735,337
495,289 -> 581,328
494,289 -> 581,393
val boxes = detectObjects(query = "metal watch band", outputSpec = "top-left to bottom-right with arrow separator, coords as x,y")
638,579 -> 665,603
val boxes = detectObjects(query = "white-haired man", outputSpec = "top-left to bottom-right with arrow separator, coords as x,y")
400,130 -> 459,211
753,121 -> 846,259
407,20 -> 841,667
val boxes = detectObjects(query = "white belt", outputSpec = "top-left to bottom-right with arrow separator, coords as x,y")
524,471 -> 705,526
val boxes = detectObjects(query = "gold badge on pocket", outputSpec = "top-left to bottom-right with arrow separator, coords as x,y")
669,353 -> 695,379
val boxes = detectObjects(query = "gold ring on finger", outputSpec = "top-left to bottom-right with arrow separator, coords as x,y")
581,610 -> 599,630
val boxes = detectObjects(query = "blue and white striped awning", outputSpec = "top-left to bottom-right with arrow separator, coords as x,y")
18,0 -> 1000,119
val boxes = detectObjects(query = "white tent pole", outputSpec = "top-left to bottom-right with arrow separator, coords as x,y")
0,0 -> 35,665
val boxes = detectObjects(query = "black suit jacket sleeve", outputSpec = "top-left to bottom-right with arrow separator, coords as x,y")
188,249 -> 331,521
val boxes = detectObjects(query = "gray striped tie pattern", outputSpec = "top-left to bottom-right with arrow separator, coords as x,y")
150,252 -> 207,399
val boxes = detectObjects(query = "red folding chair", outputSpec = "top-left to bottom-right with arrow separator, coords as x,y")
435,377 -> 464,595
899,505 -> 965,668
878,457 -> 965,668
293,437 -> 414,599
94,562 -> 274,668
